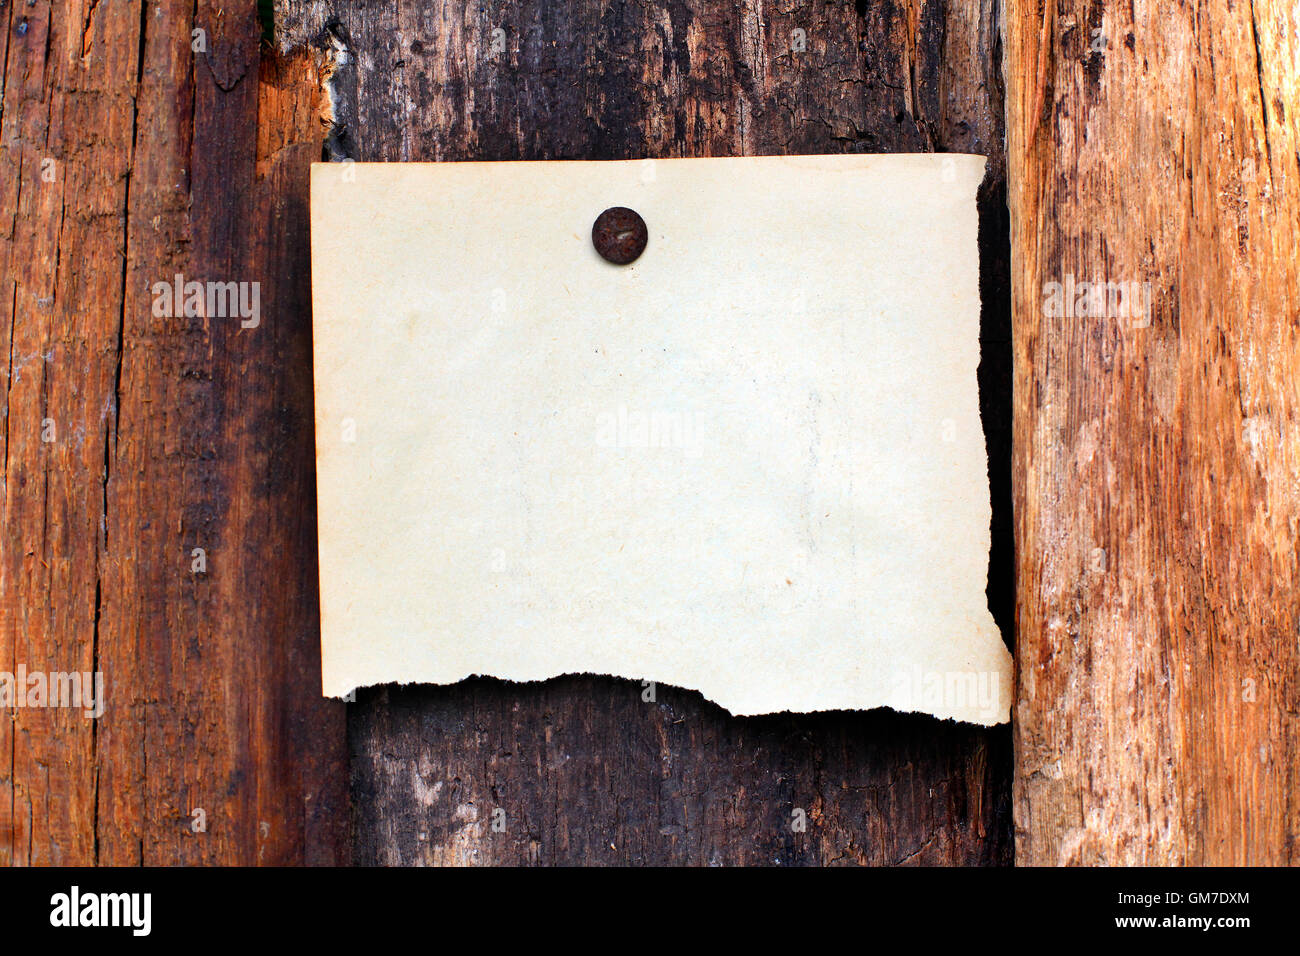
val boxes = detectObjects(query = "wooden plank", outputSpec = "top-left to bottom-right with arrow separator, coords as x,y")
0,0 -> 347,864
280,0 -> 1016,865
1006,0 -> 1300,863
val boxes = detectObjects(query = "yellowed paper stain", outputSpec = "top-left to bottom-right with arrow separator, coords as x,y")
310,155 -> 1011,724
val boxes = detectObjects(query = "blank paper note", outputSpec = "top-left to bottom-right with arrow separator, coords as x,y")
309,155 -> 1011,725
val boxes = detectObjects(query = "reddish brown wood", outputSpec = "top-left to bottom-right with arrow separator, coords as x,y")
0,0 -> 347,865
1007,0 -> 1300,863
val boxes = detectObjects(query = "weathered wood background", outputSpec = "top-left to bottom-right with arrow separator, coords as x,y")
1,0 -> 1294,866
1,0 -> 1012,866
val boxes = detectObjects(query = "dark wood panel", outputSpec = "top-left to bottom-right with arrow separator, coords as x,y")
279,0 -> 1016,865
351,678 -> 1009,865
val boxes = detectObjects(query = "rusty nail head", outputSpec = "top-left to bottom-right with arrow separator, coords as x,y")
592,207 -> 648,265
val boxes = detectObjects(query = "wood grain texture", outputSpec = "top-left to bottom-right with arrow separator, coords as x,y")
280,0 -> 1016,865
0,0 -> 347,864
1006,0 -> 1300,863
